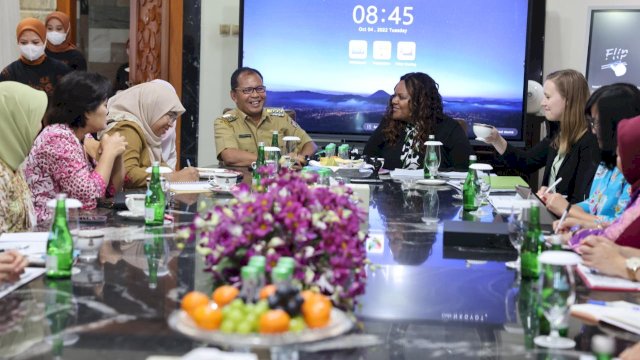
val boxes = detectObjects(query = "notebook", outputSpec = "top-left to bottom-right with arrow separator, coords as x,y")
0,232 -> 49,266
0,267 -> 46,299
576,264 -> 640,291
571,301 -> 640,335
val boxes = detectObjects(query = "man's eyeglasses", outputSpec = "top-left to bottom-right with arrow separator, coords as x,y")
236,86 -> 267,95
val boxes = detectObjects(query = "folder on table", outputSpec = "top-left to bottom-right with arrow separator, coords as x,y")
490,176 -> 528,190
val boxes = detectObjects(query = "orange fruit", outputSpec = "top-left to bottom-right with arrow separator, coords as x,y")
181,291 -> 210,317
191,304 -> 222,330
212,285 -> 239,307
302,294 -> 332,329
300,290 -> 317,301
258,309 -> 290,333
259,284 -> 277,300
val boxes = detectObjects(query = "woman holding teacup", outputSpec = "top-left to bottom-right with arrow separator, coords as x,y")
481,69 -> 600,203
100,81 -> 198,188
364,72 -> 473,171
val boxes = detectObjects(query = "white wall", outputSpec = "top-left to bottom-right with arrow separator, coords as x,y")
544,0 -> 640,77
198,0 -> 240,166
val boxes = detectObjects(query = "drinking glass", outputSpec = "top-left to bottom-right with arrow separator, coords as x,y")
534,251 -> 580,349
283,136 -> 300,169
471,169 -> 492,215
505,206 -> 525,270
425,144 -> 441,179
421,188 -> 439,224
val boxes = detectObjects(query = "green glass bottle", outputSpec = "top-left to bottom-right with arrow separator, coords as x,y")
521,201 -> 542,279
252,142 -> 266,189
518,278 -> 540,350
46,194 -> 74,278
462,155 -> 478,211
144,227 -> 164,289
271,131 -> 281,166
424,134 -> 436,179
145,161 -> 165,226
45,277 -> 72,358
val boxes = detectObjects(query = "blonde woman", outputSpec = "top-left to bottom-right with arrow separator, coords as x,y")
483,69 -> 600,203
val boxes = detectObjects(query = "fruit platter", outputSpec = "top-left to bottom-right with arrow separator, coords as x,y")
168,283 -> 353,348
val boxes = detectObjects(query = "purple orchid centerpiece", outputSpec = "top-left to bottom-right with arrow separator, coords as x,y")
178,168 -> 369,310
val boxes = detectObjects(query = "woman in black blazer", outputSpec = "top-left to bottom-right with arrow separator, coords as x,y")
363,72 -> 472,171
483,69 -> 600,203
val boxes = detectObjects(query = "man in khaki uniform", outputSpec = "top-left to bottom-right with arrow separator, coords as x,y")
214,67 -> 317,166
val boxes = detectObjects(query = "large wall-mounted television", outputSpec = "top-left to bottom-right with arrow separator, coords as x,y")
239,0 -> 544,143
586,9 -> 640,92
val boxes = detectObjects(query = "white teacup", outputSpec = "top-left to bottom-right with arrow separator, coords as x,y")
213,172 -> 237,190
473,123 -> 494,139
125,194 -> 146,215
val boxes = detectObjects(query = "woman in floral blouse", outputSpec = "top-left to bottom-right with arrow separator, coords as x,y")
24,72 -> 128,223
0,82 -> 47,233
542,83 -> 640,228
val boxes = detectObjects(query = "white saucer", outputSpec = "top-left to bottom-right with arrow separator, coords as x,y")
452,193 -> 463,200
417,179 -> 447,186
117,210 -> 144,219
117,211 -> 172,224
475,137 -> 487,142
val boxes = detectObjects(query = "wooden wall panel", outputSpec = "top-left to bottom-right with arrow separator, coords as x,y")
56,0 -> 77,44
129,0 -> 169,84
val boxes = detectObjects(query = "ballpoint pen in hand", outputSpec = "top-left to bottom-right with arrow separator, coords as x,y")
544,177 -> 563,194
186,159 -> 192,167
554,203 -> 571,234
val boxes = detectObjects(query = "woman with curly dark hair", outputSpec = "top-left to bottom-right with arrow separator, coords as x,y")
363,72 -> 472,170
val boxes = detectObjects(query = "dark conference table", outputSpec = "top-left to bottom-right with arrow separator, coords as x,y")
2,172 -> 640,359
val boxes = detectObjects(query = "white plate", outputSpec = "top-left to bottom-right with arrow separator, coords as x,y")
116,211 -> 171,224
417,179 -> 447,186
167,308 -> 352,348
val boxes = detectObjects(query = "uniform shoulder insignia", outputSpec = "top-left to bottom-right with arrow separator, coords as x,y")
266,107 -> 286,117
221,113 -> 237,122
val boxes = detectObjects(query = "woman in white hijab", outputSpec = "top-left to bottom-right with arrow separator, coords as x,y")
101,82 -> 198,188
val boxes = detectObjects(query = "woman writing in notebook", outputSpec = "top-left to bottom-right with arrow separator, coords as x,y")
542,83 -> 640,228
482,69 -> 600,203
558,115 -> 640,251
100,81 -> 198,188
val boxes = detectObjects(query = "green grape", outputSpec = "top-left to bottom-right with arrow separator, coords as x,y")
230,298 -> 245,311
220,320 -> 235,333
244,303 -> 256,314
227,308 -> 244,323
236,321 -> 253,334
255,299 -> 269,315
289,317 -> 306,332
221,305 -> 233,317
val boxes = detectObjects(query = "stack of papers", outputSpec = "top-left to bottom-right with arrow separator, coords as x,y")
0,232 -> 48,266
489,195 -> 531,215
169,181 -> 213,194
0,267 -> 46,299
439,171 -> 468,179
490,176 -> 528,191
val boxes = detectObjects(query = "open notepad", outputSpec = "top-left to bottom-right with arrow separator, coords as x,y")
576,264 -> 640,291
169,181 -> 213,194
571,301 -> 640,335
0,232 -> 48,266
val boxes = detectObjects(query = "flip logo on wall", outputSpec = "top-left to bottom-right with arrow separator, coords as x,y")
601,47 -> 629,77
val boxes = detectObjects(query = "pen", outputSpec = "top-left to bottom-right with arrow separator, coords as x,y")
554,204 -> 572,234
544,177 -> 563,194
187,159 -> 192,167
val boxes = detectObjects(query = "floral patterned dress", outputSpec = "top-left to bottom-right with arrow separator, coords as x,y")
0,160 -> 35,233
24,124 -> 106,223
574,163 -> 631,222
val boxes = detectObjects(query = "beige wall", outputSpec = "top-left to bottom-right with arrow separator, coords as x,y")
19,0 -> 55,21
544,0 -> 640,77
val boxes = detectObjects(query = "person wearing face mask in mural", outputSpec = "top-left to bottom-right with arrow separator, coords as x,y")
44,11 -> 87,71
0,18 -> 71,98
